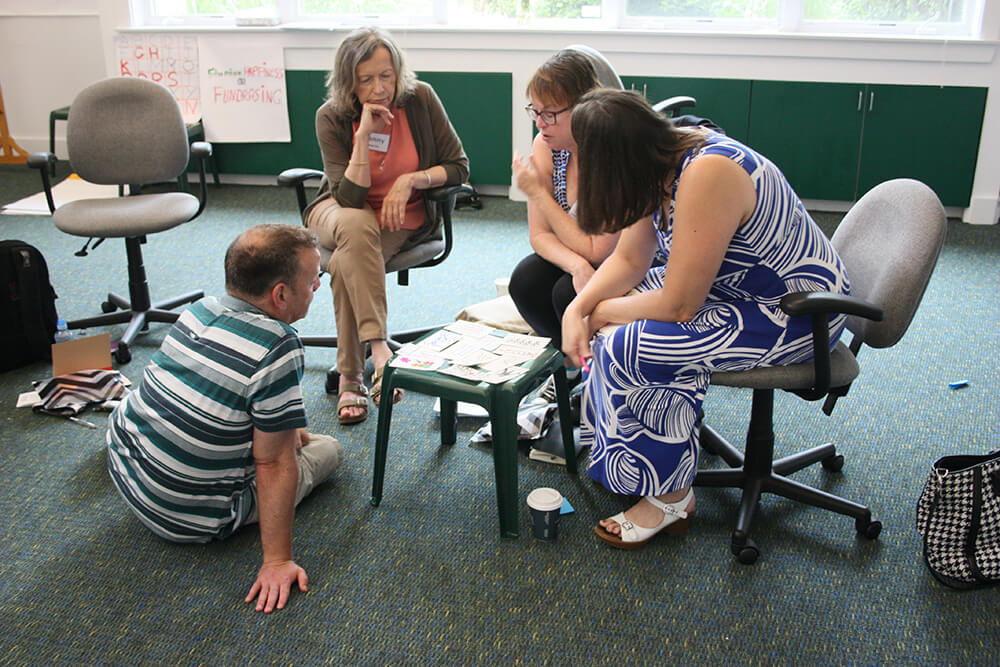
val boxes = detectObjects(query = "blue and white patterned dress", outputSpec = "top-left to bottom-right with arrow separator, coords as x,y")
551,148 -> 572,213
582,131 -> 851,497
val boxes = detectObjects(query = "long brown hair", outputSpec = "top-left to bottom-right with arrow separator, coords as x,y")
573,88 -> 705,235
326,27 -> 418,121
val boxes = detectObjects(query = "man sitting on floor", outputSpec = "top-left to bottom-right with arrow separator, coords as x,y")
106,223 -> 342,613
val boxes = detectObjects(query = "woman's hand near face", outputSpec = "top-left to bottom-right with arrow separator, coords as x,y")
358,103 -> 394,139
512,150 -> 545,200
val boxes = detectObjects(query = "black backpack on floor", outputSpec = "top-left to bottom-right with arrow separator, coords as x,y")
1,240 -> 58,372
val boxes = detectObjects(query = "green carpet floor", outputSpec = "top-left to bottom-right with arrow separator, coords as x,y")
1,164 -> 999,665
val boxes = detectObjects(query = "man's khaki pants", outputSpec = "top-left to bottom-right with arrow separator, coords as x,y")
246,432 -> 343,524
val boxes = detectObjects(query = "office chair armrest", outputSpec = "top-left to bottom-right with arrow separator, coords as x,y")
27,151 -> 55,170
278,168 -> 325,215
425,182 -> 474,204
780,290 -> 883,400
652,96 -> 696,117
780,291 -> 884,322
190,141 -> 213,159
27,151 -> 57,213
277,167 -> 325,188
188,141 -> 213,218
414,183 -> 473,272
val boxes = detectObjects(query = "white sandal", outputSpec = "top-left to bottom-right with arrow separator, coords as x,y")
595,488 -> 694,550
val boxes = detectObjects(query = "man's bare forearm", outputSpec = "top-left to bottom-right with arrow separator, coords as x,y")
254,447 -> 298,562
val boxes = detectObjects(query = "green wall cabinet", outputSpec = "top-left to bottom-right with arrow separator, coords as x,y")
748,81 -> 986,207
747,81 -> 862,201
620,76 -> 752,143
211,70 -> 512,186
203,71 -> 985,204
856,84 -> 986,206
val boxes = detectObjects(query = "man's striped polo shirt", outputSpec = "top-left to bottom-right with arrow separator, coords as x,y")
106,295 -> 307,542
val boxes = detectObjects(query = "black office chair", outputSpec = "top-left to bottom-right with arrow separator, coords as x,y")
278,167 -> 471,392
27,77 -> 212,364
694,178 -> 947,564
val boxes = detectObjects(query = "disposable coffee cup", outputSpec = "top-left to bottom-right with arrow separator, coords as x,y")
527,487 -> 563,541
494,276 -> 510,297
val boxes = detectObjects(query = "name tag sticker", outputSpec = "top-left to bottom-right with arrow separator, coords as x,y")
368,133 -> 390,152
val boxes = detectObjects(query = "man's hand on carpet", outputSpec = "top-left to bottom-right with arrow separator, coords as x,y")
245,559 -> 308,613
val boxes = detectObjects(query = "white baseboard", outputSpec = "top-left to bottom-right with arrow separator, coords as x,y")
963,196 -> 1000,226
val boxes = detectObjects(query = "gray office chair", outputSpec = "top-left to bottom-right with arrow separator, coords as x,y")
564,44 -> 697,117
28,77 -> 212,364
278,168 -> 472,392
695,178 -> 947,564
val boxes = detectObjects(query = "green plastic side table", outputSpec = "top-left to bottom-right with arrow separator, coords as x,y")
372,334 -> 578,538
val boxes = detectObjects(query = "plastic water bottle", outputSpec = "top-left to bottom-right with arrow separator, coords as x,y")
54,318 -> 73,344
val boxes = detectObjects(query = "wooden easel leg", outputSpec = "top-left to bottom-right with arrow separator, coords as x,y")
0,82 -> 30,165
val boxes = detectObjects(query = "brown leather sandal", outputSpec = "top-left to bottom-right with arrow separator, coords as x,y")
370,363 -> 404,408
337,383 -> 369,425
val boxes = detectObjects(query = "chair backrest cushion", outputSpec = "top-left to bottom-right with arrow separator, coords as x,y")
67,77 -> 190,186
563,44 -> 624,90
831,178 -> 946,349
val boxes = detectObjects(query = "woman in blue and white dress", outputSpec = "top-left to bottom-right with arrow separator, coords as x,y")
562,89 -> 851,550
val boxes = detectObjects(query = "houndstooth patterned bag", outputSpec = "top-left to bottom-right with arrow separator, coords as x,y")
916,451 -> 1000,589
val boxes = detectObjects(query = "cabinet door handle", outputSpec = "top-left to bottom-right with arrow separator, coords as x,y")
869,91 -> 875,112
858,90 -> 863,111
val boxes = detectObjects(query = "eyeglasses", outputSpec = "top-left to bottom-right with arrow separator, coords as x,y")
525,104 -> 570,125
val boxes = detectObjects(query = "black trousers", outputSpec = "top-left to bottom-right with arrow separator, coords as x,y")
509,253 -> 577,350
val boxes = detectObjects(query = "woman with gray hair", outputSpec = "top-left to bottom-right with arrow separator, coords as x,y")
303,26 -> 469,425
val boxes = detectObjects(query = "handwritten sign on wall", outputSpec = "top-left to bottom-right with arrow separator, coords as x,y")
115,34 -> 200,124
197,37 -> 290,143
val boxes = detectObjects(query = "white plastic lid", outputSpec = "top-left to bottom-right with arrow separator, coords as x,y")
526,487 -> 563,512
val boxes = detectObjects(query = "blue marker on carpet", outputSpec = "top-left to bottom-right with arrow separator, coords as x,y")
948,379 -> 969,389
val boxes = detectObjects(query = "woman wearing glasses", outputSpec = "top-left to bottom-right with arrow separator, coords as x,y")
563,89 -> 851,549
304,27 -> 468,424
508,50 -> 620,355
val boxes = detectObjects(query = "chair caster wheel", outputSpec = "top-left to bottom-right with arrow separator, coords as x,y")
325,368 -> 340,394
731,535 -> 759,564
821,454 -> 845,472
856,516 -> 882,540
114,342 -> 132,364
102,301 -> 117,313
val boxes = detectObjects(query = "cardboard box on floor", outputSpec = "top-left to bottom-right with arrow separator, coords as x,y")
51,333 -> 112,376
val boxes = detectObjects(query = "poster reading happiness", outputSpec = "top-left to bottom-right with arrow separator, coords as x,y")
115,33 -> 201,124
196,37 -> 291,143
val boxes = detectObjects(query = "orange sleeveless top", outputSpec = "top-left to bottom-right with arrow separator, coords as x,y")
357,109 -> 424,231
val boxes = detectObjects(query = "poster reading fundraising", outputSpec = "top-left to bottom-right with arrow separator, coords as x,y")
197,38 -> 290,143
115,34 -> 200,125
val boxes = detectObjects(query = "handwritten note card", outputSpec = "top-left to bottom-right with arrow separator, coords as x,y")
197,37 -> 290,143
388,323 -> 551,385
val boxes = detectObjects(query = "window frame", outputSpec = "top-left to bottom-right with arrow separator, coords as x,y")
129,0 -> 986,39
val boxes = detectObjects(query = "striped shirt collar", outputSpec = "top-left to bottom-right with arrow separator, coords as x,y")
218,293 -> 268,317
